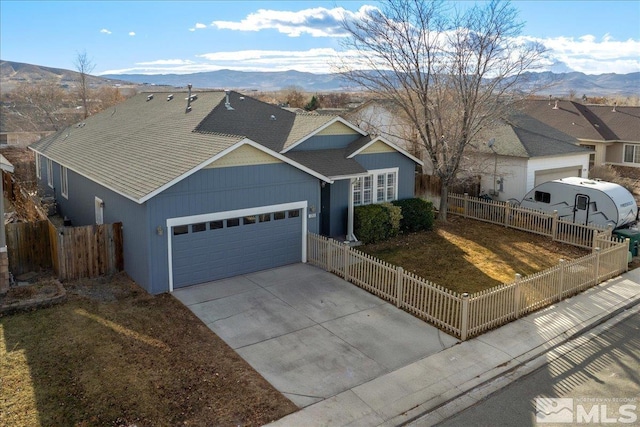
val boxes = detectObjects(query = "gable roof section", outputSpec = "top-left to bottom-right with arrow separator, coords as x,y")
519,100 -> 605,141
31,91 -> 416,202
347,135 -> 424,166
520,100 -> 640,143
585,105 -> 640,142
282,116 -> 366,152
30,92 -> 245,202
477,112 -> 591,158
194,91 -> 297,152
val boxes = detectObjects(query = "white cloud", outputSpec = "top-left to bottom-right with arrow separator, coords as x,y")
99,48 -> 356,75
211,5 -> 378,37
135,59 -> 196,66
129,31 -> 136,36
189,22 -> 207,32
100,29 -> 112,35
536,34 -> 640,74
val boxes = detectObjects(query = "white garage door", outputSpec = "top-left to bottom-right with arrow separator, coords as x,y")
168,202 -> 307,290
535,167 -> 582,186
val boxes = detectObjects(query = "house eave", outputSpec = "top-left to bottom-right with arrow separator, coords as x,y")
281,116 -> 367,154
347,136 -> 424,166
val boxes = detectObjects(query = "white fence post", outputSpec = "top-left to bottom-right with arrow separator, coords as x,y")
504,202 -> 511,228
594,248 -> 601,285
551,210 -> 559,240
460,293 -> 470,341
514,273 -> 522,318
625,238 -> 631,272
463,193 -> 469,218
396,266 -> 404,308
343,243 -> 350,282
327,240 -> 332,272
557,259 -> 565,301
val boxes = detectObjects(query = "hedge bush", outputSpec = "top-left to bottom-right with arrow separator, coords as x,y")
392,198 -> 435,233
354,203 -> 402,244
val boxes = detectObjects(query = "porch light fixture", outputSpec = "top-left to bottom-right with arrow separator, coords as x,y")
156,226 -> 163,236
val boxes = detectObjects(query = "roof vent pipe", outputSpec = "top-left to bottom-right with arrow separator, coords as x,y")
225,90 -> 234,111
185,84 -> 192,113
553,99 -> 559,110
548,95 -> 552,105
612,102 -> 617,112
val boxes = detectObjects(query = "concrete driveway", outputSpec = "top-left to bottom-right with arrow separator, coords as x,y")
173,263 -> 458,407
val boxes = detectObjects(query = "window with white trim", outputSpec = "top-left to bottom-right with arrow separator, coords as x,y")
60,166 -> 68,198
46,159 -> 53,188
36,154 -> 41,179
623,144 -> 640,164
353,168 -> 398,206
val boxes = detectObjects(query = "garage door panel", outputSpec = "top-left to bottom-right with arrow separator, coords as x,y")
171,207 -> 303,288
535,167 -> 581,186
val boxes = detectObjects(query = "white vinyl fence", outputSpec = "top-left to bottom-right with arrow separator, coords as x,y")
447,193 -> 613,249
307,230 -> 629,341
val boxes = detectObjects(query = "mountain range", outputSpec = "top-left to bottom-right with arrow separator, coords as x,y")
1,60 -> 639,97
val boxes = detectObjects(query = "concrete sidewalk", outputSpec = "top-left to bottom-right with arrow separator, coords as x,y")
268,268 -> 640,427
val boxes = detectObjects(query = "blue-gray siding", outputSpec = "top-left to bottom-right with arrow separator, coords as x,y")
39,157 -> 151,290
33,148 -> 416,294
147,162 -> 321,294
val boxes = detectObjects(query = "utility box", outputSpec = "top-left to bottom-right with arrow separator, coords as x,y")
613,228 -> 640,257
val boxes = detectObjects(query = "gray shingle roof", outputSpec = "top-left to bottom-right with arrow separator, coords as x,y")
285,149 -> 367,178
31,90 -> 417,203
520,100 -> 640,143
31,92 -> 244,202
477,112 -> 591,158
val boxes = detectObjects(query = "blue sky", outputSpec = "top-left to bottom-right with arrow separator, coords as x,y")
1,1 -> 639,75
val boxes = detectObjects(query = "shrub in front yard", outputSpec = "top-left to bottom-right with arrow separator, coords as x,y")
392,198 -> 435,233
354,203 -> 402,244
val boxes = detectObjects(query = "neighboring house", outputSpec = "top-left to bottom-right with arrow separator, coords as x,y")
344,98 -> 591,202
471,112 -> 592,202
0,131 -> 54,148
30,91 -> 421,294
521,100 -> 640,170
343,99 -> 422,162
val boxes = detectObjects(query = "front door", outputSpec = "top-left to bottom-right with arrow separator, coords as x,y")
573,194 -> 590,224
320,183 -> 330,236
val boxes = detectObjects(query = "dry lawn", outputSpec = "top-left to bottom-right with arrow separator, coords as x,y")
360,216 -> 590,294
0,273 -> 296,427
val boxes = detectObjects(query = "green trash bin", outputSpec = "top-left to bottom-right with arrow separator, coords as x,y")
613,228 -> 640,257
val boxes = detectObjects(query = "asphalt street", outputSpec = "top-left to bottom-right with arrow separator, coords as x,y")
434,311 -> 640,427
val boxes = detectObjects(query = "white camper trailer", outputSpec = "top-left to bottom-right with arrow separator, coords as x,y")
520,177 -> 638,229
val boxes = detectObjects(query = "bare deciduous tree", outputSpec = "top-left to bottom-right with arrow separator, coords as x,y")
11,81 -> 72,131
280,86 -> 307,108
339,0 -> 547,220
74,50 -> 96,119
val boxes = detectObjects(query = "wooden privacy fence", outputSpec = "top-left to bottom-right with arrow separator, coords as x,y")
307,232 -> 628,341
5,220 -> 53,275
447,193 -> 613,249
5,220 -> 123,281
